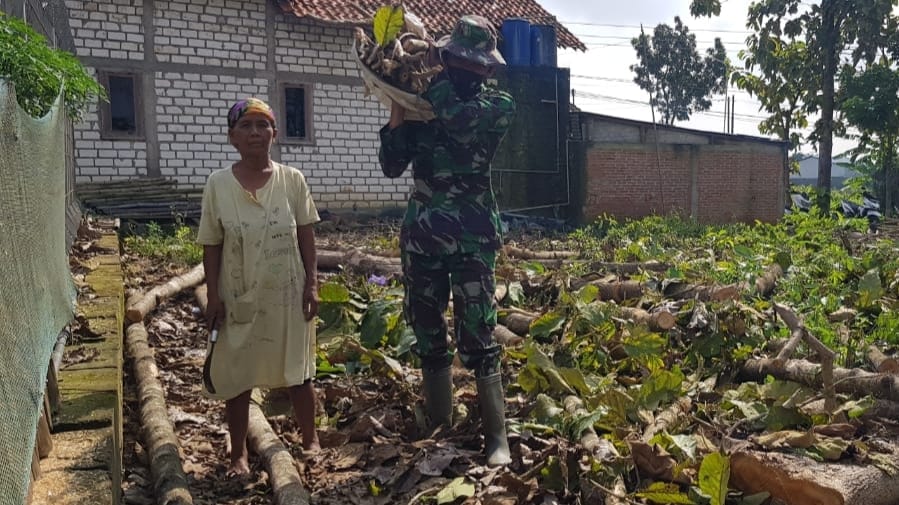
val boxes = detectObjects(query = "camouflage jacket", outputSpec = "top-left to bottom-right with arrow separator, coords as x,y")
378,74 -> 516,255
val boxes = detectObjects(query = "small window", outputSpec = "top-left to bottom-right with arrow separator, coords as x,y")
281,84 -> 312,143
100,72 -> 143,139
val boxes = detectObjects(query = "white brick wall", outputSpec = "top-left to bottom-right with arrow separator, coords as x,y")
274,15 -> 358,78
73,68 -> 147,183
280,82 -> 410,209
68,0 -> 412,209
155,0 -> 267,69
65,0 -> 145,61
156,72 -> 266,186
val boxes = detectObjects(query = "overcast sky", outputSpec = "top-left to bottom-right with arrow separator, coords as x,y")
540,0 -> 859,155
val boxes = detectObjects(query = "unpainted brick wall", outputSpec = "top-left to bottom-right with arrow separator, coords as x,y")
583,142 -> 785,224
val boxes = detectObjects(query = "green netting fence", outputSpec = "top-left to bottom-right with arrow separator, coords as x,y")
0,80 -> 75,504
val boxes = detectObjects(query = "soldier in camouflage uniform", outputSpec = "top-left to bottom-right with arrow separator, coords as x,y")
378,15 -> 515,467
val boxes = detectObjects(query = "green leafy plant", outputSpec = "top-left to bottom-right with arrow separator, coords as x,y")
372,5 -> 405,47
0,13 -> 105,120
123,222 -> 203,266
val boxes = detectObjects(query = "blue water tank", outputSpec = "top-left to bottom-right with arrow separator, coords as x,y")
530,24 -> 557,67
500,18 -> 531,66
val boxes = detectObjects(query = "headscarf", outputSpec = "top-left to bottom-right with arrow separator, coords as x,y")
227,97 -> 276,129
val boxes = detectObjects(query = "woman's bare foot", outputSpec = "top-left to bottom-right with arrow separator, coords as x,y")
226,457 -> 251,478
302,433 -> 321,454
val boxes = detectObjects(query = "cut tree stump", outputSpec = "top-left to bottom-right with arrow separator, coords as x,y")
126,264 -> 205,324
866,345 -> 899,374
247,403 -> 310,505
730,450 -> 899,505
126,323 -> 193,505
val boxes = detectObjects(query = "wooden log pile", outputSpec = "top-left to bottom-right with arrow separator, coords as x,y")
77,178 -> 202,220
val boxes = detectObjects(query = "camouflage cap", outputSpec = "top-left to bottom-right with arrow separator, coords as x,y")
435,15 -> 506,67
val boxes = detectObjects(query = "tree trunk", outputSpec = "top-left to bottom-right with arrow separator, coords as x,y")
494,324 -> 524,347
866,345 -> 899,374
247,403 -> 310,505
588,261 -> 670,274
126,264 -> 205,324
754,264 -> 784,297
739,358 -> 899,403
816,0 -> 838,211
126,323 -> 193,505
643,397 -> 691,442
317,249 -> 402,277
774,304 -> 837,410
503,245 -> 578,260
563,396 -> 604,458
593,281 -> 645,303
500,312 -> 538,336
618,307 -> 676,331
731,450 -> 899,505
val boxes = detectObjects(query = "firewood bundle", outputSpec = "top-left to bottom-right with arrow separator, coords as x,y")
353,28 -> 440,95
352,5 -> 442,120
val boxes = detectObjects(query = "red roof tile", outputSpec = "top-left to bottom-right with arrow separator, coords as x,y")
276,0 -> 586,51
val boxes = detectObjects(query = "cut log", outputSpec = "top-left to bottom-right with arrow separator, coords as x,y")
504,245 -> 577,260
589,261 -> 670,274
126,264 -> 205,324
828,307 -> 858,323
740,358 -> 899,403
618,307 -> 676,331
730,450 -> 899,505
643,397 -> 692,442
500,312 -> 538,337
494,324 -> 524,347
754,263 -> 784,297
776,328 -> 805,363
666,282 -> 742,302
126,323 -> 193,505
593,281 -> 645,303
247,403 -> 310,505
316,248 -> 402,277
605,476 -> 628,505
494,283 -> 508,304
867,345 -> 899,374
563,396 -> 603,458
774,303 -> 837,411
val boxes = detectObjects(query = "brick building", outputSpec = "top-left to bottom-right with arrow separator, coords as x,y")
573,113 -> 788,224
62,0 -> 584,210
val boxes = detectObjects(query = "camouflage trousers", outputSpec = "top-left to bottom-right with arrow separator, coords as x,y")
401,249 -> 500,377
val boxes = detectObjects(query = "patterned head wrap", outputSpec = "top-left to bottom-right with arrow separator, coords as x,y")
227,97 -> 276,129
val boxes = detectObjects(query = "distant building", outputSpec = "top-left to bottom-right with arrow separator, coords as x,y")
791,154 -> 856,188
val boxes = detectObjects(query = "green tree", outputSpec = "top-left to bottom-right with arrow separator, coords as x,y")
839,63 -> 899,215
690,0 -> 721,18
630,17 -> 728,125
0,13 -> 104,120
744,0 -> 897,211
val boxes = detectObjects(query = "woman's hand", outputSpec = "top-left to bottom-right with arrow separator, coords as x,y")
206,294 -> 225,331
302,281 -> 319,321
